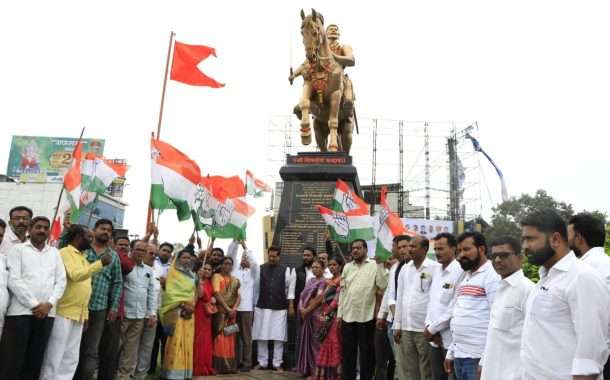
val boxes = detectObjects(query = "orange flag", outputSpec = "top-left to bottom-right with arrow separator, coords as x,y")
170,41 -> 224,88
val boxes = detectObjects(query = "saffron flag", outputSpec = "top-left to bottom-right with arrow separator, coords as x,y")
170,41 -> 224,88
49,216 -> 62,247
246,170 -> 271,197
375,186 -> 410,261
150,138 -> 201,221
201,175 -> 246,201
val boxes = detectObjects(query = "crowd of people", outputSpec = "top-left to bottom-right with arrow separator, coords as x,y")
0,205 -> 609,380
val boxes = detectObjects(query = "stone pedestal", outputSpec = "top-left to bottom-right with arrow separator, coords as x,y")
273,151 -> 361,267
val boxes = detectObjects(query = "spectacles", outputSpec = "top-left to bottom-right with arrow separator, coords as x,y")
490,251 -> 514,261
11,216 -> 30,221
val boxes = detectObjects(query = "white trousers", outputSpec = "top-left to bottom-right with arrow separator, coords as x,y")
40,315 -> 84,380
257,340 -> 284,368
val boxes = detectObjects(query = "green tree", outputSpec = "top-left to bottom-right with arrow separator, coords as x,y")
483,189 -> 608,282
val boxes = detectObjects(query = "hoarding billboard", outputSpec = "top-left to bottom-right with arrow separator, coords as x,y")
6,135 -> 105,183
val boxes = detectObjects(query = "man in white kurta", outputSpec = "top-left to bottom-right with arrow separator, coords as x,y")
0,216 -> 67,380
479,237 -> 533,380
0,206 -> 31,256
252,246 -> 296,370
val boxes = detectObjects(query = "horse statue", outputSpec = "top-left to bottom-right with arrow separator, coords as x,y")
290,9 -> 355,154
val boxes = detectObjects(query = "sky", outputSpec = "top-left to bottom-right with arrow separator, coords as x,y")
1,1 -> 609,253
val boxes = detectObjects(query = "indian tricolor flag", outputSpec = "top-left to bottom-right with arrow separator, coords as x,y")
332,179 -> 369,213
206,196 -> 255,240
150,138 -> 201,221
317,205 -> 375,244
64,141 -> 83,221
194,176 -> 255,239
81,153 -> 127,198
245,170 -> 271,197
375,186 -> 409,261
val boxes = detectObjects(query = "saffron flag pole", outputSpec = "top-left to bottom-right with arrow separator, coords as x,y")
147,30 -> 175,230
157,31 -> 175,140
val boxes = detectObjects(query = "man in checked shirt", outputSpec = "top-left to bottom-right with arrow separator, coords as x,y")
73,219 -> 124,380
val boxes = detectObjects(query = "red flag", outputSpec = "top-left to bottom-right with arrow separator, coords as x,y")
170,41 -> 224,88
200,175 -> 246,201
50,216 -> 62,246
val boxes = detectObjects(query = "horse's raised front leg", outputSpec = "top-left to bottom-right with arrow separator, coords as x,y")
327,90 -> 341,152
299,81 -> 313,145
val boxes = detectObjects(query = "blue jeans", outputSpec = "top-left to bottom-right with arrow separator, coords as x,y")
453,358 -> 479,380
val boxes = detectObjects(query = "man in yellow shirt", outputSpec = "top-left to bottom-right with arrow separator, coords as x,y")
40,224 -> 112,380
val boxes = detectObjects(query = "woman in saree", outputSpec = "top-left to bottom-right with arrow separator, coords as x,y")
297,259 -> 328,377
212,256 -> 241,374
159,250 -> 197,380
193,262 -> 216,379
312,257 -> 344,380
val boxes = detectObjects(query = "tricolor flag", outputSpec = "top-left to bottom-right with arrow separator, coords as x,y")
245,170 -> 272,198
205,197 -> 255,240
317,205 -> 375,244
194,176 -> 255,240
64,141 -> 83,221
375,186 -> 409,261
150,138 -> 201,221
81,153 -> 128,204
332,179 -> 370,213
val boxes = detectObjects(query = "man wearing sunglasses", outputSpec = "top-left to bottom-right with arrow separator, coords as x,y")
478,237 -> 534,380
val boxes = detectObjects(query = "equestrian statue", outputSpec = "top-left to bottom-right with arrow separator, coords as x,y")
289,9 -> 357,154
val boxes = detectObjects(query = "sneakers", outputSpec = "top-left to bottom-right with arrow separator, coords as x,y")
274,366 -> 284,372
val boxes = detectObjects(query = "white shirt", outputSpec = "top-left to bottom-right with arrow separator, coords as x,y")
378,261 -> 399,322
6,241 -> 67,317
305,267 -> 314,282
479,269 -> 533,380
393,258 -> 440,332
323,267 -> 332,279
521,252 -> 610,379
153,258 -> 171,279
581,246 -> 610,349
447,260 -> 500,359
123,263 -> 157,319
581,247 -> 610,292
227,241 -> 259,312
425,259 -> 464,348
0,254 -> 7,291
0,226 -> 23,255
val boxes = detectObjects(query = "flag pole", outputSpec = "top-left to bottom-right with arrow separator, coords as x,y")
50,126 -> 85,238
156,31 -> 175,140
147,31 -> 174,231
86,194 -> 100,227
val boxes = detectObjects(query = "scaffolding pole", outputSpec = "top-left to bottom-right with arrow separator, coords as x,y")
371,119 -> 378,215
424,122 -> 431,220
448,126 -> 459,221
398,120 -> 404,217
